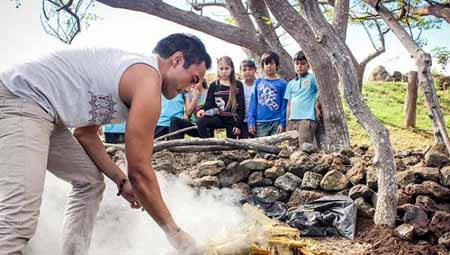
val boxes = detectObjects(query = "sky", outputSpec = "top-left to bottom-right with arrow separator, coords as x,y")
1,0 -> 449,79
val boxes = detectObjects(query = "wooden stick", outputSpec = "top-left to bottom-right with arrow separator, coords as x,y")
104,131 -> 298,154
154,138 -> 281,154
168,145 -> 235,153
154,125 -> 198,142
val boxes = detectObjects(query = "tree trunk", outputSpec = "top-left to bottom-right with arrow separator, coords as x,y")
98,0 -> 350,152
263,0 -> 351,152
404,71 -> 418,128
295,0 -> 397,227
356,64 -> 365,92
367,0 -> 450,153
248,0 -> 296,79
332,0 -> 350,41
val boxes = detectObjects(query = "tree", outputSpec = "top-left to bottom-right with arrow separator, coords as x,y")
404,71 -> 419,128
366,0 -> 450,154
30,0 -> 353,152
264,0 -> 398,227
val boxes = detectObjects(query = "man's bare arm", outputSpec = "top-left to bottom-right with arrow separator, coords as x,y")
74,125 -> 127,184
122,64 -> 179,234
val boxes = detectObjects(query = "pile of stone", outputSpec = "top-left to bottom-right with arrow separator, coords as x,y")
106,142 -> 450,248
369,65 -> 407,82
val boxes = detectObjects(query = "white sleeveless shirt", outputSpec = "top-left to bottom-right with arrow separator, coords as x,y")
0,48 -> 159,128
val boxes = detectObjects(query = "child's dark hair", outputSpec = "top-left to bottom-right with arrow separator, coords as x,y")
240,59 -> 256,70
293,51 -> 307,62
153,33 -> 212,69
261,51 -> 280,70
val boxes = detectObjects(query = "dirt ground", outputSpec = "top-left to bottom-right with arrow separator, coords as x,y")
305,216 -> 448,255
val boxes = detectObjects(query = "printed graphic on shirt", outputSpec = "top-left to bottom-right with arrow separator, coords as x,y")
303,79 -> 310,87
215,97 -> 226,111
257,83 -> 279,111
88,91 -> 117,125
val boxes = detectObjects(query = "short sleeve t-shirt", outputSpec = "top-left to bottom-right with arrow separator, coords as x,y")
243,83 -> 254,122
157,93 -> 185,127
284,73 -> 318,121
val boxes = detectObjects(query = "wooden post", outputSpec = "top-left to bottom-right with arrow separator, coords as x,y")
404,71 -> 419,128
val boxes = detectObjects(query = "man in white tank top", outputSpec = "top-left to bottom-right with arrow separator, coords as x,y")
0,33 -> 211,255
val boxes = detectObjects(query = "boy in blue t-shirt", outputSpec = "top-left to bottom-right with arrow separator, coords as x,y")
284,51 -> 321,146
247,52 -> 287,137
155,93 -> 185,138
103,123 -> 126,144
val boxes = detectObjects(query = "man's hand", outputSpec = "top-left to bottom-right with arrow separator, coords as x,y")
119,180 -> 141,209
166,229 -> 202,254
277,125 -> 285,134
197,109 -> 205,119
248,126 -> 256,135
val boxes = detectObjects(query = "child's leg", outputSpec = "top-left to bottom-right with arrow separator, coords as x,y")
269,121 -> 280,136
287,120 -> 299,147
255,122 -> 271,137
154,126 -> 169,139
219,117 -> 237,139
298,120 -> 317,146
196,115 -> 223,138
240,122 -> 250,139
169,117 -> 195,139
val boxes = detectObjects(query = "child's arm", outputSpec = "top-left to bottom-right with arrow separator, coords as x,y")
286,100 -> 291,126
315,98 -> 322,121
312,76 -> 321,121
185,93 -> 197,119
197,82 -> 217,119
279,81 -> 288,131
247,80 -> 258,134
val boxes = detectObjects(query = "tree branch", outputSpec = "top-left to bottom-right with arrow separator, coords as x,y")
409,4 -> 450,24
154,125 -> 198,142
188,0 -> 228,11
95,0 -> 266,51
359,20 -> 386,68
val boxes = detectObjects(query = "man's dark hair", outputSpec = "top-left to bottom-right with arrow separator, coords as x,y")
293,51 -> 307,62
240,59 -> 256,70
153,33 -> 212,69
261,51 -> 280,69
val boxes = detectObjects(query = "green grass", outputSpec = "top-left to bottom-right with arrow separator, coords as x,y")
346,81 -> 450,150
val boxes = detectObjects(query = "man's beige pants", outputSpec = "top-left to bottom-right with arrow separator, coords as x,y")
0,82 -> 105,255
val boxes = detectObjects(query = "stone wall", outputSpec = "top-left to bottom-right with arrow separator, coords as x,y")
106,143 -> 450,247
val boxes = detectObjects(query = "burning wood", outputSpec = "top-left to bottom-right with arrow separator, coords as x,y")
204,204 -> 328,255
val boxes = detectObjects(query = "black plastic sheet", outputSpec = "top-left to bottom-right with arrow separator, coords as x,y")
286,195 -> 357,239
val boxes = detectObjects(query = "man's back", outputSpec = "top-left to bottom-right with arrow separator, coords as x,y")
0,48 -> 158,128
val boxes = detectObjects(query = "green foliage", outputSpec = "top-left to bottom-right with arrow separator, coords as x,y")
350,0 -> 444,44
432,47 -> 450,72
346,81 -> 450,149
224,17 -> 237,25
261,16 -> 273,25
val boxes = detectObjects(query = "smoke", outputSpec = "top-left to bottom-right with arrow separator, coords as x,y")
25,171 -> 245,255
